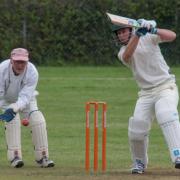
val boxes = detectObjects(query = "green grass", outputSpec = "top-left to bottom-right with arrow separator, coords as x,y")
0,66 -> 180,179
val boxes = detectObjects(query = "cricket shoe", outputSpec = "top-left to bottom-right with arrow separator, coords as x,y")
175,157 -> 180,169
36,157 -> 55,168
11,157 -> 24,168
131,159 -> 145,174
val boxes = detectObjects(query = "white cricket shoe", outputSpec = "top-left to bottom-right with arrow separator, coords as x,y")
11,157 -> 24,168
36,157 -> 55,168
131,159 -> 145,174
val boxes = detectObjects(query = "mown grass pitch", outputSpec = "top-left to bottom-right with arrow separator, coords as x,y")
0,66 -> 180,180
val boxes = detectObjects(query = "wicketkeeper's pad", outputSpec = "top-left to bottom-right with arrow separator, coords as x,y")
29,110 -> 49,160
5,113 -> 22,161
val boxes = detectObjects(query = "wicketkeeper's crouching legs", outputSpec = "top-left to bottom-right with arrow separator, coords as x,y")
5,110 -> 54,168
29,110 -> 54,167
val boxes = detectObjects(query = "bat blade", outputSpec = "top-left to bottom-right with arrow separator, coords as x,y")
106,13 -> 140,28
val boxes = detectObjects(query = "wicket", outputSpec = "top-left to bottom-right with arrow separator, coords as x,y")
85,101 -> 107,173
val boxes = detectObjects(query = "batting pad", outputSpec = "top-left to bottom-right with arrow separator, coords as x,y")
5,113 -> 22,161
160,120 -> 180,162
29,110 -> 49,160
129,138 -> 149,167
155,96 -> 180,162
128,117 -> 149,166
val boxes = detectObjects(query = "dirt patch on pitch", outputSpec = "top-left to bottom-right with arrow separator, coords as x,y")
45,167 -> 180,180
104,168 -> 180,180
1,167 -> 180,180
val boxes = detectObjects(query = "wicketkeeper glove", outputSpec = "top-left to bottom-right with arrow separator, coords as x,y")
0,108 -> 16,122
135,27 -> 149,37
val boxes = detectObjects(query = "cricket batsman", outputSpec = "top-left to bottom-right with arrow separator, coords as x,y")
111,19 -> 180,174
0,48 -> 54,168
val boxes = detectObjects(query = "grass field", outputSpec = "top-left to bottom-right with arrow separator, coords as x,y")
0,66 -> 180,179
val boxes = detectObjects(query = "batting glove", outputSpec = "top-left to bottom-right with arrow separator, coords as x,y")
148,27 -> 158,34
137,19 -> 157,29
135,27 -> 148,37
0,108 -> 16,122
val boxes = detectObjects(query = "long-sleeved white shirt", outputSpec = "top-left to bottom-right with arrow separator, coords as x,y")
0,59 -> 38,110
118,34 -> 175,90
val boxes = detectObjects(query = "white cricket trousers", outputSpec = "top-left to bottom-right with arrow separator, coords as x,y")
128,82 -> 180,166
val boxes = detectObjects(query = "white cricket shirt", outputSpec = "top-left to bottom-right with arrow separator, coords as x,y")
0,59 -> 38,110
118,34 -> 175,90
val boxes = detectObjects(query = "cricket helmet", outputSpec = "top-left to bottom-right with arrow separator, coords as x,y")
111,24 -> 132,33
111,24 -> 133,46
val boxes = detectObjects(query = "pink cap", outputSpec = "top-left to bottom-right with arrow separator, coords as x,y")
11,48 -> 29,61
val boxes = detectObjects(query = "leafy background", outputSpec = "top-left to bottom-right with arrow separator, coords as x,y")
0,0 -> 179,66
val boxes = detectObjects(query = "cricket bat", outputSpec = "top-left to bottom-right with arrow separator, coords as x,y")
106,12 -> 156,28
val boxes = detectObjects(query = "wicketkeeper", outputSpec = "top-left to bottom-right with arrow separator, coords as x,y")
0,48 -> 54,168
111,19 -> 180,174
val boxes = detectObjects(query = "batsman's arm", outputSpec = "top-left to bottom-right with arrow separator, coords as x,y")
122,35 -> 140,63
122,27 -> 149,63
155,28 -> 176,42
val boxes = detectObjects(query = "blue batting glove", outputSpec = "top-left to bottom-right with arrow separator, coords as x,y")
0,108 -> 16,122
135,27 -> 148,37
